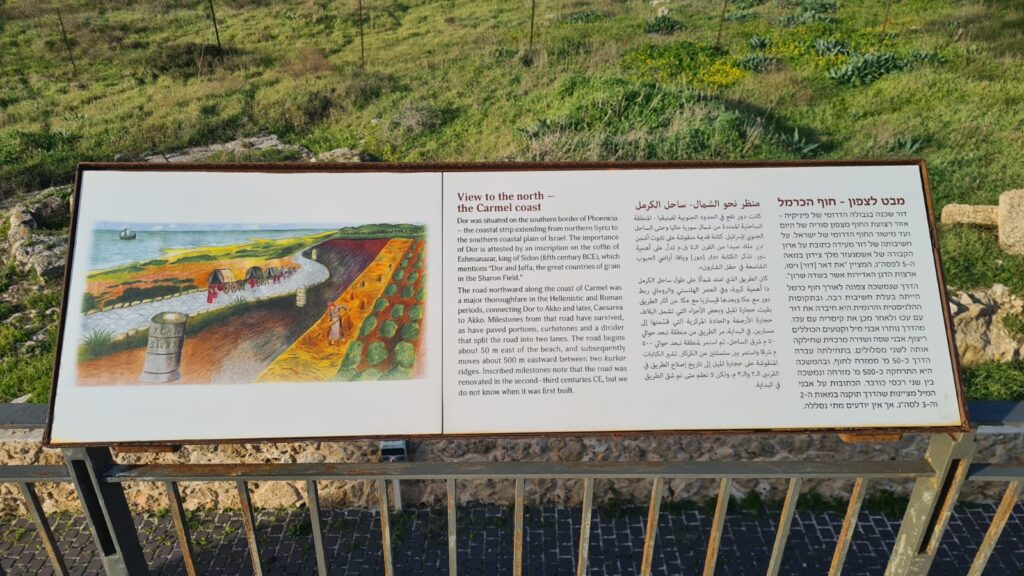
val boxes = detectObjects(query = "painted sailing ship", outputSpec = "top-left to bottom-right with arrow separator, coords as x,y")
119,227 -> 137,240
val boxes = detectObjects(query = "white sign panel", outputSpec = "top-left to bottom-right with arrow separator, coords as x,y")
46,162 -> 965,445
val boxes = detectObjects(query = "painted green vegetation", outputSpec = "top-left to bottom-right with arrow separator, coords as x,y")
332,223 -> 426,240
335,239 -> 425,381
0,0 -> 1023,400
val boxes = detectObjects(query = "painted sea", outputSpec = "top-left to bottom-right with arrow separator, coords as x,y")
89,227 -> 332,270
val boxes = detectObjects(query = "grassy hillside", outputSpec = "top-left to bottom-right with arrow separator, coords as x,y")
1,0 -> 1023,401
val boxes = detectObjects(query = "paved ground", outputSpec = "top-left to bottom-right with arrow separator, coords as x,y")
1,503 -> 1022,575
81,252 -> 328,338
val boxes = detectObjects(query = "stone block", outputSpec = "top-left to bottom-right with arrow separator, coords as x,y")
941,204 -> 997,227
998,189 -> 1024,254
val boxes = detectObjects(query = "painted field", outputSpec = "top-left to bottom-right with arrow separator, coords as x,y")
256,238 -> 421,382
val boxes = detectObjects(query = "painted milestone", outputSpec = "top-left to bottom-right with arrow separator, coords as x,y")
76,223 -> 427,385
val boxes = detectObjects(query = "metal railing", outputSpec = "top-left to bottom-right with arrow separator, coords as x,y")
2,401 -> 1022,576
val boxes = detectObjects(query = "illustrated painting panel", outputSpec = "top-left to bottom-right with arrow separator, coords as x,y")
76,222 -> 428,386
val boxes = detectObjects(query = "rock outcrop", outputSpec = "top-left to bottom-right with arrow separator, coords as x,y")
2,187 -> 71,283
948,284 -> 1024,365
143,134 -> 314,163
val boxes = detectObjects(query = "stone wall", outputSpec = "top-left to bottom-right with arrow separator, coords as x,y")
2,427 -> 1021,516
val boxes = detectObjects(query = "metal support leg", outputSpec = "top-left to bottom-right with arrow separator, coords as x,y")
62,447 -> 150,576
885,431 -> 977,576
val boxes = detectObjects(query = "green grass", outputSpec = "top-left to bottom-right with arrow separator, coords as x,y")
938,225 -> 1024,293
1,0 -> 1023,402
962,361 -> 1024,401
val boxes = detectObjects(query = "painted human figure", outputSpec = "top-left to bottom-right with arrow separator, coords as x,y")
207,285 -> 217,304
328,303 -> 342,344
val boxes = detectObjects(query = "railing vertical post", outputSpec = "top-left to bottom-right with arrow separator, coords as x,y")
18,482 -> 70,576
62,447 -> 150,576
162,481 -> 197,576
391,479 -> 403,512
447,478 -> 458,576
766,477 -> 802,576
885,431 -> 977,576
377,479 -> 395,576
829,477 -> 868,576
703,477 -> 732,576
967,480 -> 1022,576
513,477 -> 525,576
236,481 -> 264,576
576,478 -> 594,576
305,480 -> 329,576
640,477 -> 664,576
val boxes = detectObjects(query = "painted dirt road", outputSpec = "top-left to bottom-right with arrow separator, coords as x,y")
80,252 -> 329,338
76,239 -> 389,385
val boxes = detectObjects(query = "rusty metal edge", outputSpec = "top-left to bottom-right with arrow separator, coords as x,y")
0,465 -> 73,483
99,460 -> 938,483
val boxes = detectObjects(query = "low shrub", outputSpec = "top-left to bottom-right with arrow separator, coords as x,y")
561,11 -> 601,25
341,341 -> 363,370
645,16 -> 682,35
365,341 -> 387,365
359,367 -> 382,381
394,341 -> 416,368
391,304 -> 405,319
80,329 -> 114,360
827,53 -> 904,85
812,38 -> 849,57
361,315 -> 378,337
622,41 -> 723,82
380,319 -> 398,338
748,36 -> 771,51
736,54 -> 777,72
401,323 -> 420,341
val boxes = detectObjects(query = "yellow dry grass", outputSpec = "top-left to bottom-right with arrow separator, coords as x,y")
256,238 -> 412,383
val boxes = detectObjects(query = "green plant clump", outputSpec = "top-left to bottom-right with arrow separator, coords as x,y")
401,323 -> 420,341
361,315 -> 378,337
827,53 -> 905,86
394,341 -> 416,368
379,319 -> 398,338
341,341 -> 363,370
365,341 -> 388,365
645,16 -> 683,35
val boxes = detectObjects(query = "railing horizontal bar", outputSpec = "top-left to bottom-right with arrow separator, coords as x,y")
0,403 -> 47,429
2,400 -> 1018,431
0,465 -> 72,483
102,460 -> 935,482
967,464 -> 1024,482
967,401 -> 1024,428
